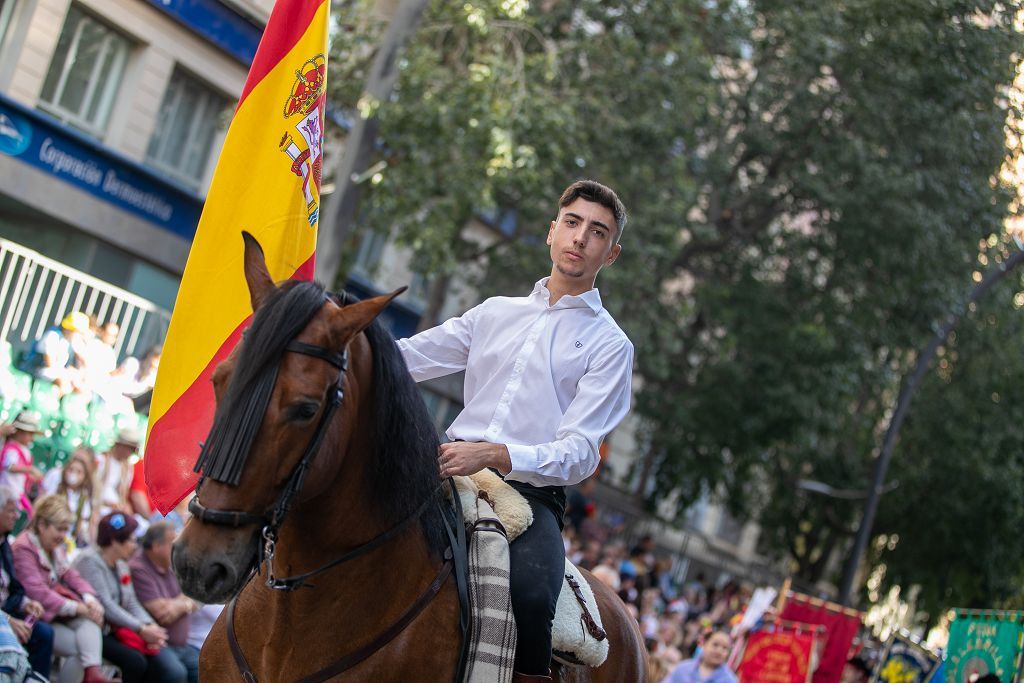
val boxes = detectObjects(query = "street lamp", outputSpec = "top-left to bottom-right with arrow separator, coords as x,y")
837,236 -> 1024,606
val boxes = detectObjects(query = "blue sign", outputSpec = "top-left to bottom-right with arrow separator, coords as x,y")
145,0 -> 262,65
0,93 -> 203,240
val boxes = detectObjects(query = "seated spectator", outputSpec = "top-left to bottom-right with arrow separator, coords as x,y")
130,522 -> 199,683
185,604 -> 222,662
73,513 -> 185,683
0,412 -> 44,513
664,629 -> 738,683
98,429 -> 141,516
12,495 -> 110,683
20,312 -> 89,396
42,448 -> 99,549
0,486 -> 52,679
112,347 -> 160,414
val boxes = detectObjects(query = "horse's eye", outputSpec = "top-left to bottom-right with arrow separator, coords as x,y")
288,402 -> 320,422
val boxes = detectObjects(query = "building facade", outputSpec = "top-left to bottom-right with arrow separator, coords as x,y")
0,0 -> 271,313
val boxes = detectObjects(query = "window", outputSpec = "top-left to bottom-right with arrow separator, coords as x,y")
146,68 -> 228,189
39,4 -> 130,134
0,0 -> 16,52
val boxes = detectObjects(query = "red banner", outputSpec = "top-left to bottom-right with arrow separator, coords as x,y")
736,630 -> 814,683
780,594 -> 862,683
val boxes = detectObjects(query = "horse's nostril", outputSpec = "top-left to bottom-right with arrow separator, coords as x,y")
203,561 -> 234,595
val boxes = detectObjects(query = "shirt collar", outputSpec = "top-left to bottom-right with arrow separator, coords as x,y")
532,278 -> 603,314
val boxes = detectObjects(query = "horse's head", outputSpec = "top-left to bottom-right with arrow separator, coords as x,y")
172,233 -> 402,604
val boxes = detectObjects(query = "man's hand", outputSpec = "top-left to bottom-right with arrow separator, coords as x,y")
437,442 -> 512,478
139,622 -> 168,647
9,618 -> 30,644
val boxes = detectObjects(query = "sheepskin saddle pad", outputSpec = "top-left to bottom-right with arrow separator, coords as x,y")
453,471 -> 610,668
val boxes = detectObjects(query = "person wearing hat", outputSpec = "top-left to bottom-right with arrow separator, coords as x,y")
19,311 -> 89,395
73,512 -> 185,683
0,411 -> 44,512
98,428 -> 141,517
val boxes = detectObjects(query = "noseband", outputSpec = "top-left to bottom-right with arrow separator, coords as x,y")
188,339 -> 349,589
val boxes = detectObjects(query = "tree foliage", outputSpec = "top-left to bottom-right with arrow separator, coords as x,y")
327,0 -> 1023,606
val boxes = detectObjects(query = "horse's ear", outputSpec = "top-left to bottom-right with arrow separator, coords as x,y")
333,287 -> 407,341
242,231 -> 275,311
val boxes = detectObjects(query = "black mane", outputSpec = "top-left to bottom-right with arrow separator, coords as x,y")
360,307 -> 447,555
198,280 -> 446,555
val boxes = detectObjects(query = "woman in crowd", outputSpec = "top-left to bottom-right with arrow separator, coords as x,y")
43,448 -> 99,548
663,629 -> 738,683
12,495 -> 110,683
73,512 -> 185,683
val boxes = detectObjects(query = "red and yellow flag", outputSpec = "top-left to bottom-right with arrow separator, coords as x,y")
145,0 -> 330,513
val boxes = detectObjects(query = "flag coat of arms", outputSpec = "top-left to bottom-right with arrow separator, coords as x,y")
145,0 -> 330,513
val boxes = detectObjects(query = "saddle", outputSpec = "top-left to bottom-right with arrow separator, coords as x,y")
452,472 -> 610,669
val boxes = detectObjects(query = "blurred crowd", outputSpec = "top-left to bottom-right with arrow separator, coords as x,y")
0,410 -> 208,683
18,311 -> 160,414
562,486 -> 880,683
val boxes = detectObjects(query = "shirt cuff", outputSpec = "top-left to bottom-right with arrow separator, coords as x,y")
59,599 -> 78,617
504,444 -> 539,483
82,594 -> 98,605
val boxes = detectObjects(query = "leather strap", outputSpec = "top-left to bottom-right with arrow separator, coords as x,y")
443,478 -> 471,683
226,558 -> 453,683
189,496 -> 265,528
295,557 -> 453,683
226,596 -> 258,683
266,488 -> 442,591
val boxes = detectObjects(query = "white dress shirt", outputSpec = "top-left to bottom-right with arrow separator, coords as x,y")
397,278 -> 634,487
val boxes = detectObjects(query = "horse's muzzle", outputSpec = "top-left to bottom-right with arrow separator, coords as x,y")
172,526 -> 257,604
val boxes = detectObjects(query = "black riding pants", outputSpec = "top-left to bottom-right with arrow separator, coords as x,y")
508,495 -> 565,675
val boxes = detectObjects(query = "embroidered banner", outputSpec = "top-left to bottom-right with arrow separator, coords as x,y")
781,592 -> 863,683
871,633 -> 939,683
736,627 -> 815,683
944,610 -> 1024,683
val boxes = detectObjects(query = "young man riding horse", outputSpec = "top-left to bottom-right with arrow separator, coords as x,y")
398,180 -> 634,681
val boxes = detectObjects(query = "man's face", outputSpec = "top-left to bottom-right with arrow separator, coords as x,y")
150,528 -> 176,567
547,198 -> 621,284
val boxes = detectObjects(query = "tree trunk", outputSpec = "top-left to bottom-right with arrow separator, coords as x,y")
416,272 -> 452,333
316,0 -> 432,288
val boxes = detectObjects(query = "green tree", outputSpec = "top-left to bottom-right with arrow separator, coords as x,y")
327,0 -> 1022,598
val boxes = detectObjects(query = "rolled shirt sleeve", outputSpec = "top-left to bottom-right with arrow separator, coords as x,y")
505,339 -> 633,487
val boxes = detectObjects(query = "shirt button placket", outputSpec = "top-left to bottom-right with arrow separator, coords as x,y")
485,310 -> 549,440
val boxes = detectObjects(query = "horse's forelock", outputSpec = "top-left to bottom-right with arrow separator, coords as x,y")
195,281 -> 329,485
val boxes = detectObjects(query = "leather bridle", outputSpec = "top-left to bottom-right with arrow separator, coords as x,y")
186,327 -> 461,682
189,339 -> 351,590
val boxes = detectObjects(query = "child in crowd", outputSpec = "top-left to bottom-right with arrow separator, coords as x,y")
0,412 -> 44,512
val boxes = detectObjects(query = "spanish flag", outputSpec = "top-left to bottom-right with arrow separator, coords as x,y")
145,0 -> 330,513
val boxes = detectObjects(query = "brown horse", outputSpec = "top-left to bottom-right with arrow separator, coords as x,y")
171,234 -> 648,681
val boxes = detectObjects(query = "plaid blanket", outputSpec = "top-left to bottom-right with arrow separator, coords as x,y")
455,479 -> 517,683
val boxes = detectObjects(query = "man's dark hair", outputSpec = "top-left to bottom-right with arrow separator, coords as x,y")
140,520 -> 175,549
557,180 -> 627,242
